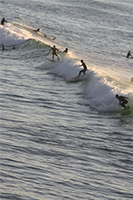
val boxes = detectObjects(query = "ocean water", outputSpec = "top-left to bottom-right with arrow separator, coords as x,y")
0,0 -> 133,199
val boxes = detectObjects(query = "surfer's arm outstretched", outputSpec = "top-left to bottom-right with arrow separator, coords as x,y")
55,47 -> 60,51
47,48 -> 52,55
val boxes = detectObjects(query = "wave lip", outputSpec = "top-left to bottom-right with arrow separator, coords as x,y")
0,23 -> 31,47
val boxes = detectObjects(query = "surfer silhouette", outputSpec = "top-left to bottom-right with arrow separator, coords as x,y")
63,48 -> 68,53
1,43 -> 15,50
77,60 -> 87,78
1,43 -> 5,50
33,28 -> 40,33
127,51 -> 132,58
44,34 -> 56,40
47,45 -> 60,60
115,94 -> 129,108
1,17 -> 7,25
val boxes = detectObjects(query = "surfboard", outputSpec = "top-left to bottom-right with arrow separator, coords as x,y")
71,76 -> 79,79
46,58 -> 56,62
66,76 -> 81,83
121,106 -> 131,115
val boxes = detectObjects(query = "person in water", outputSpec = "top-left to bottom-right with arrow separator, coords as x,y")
1,18 -> 7,25
127,51 -> 132,58
77,60 -> 87,78
47,45 -> 60,60
1,43 -> 5,50
33,28 -> 40,33
115,94 -> 129,108
44,34 -> 56,40
1,17 -> 8,25
52,37 -> 56,40
63,48 -> 68,53
1,43 -> 15,50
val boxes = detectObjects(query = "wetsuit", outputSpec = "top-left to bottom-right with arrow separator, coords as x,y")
127,51 -> 132,58
78,62 -> 87,77
63,48 -> 68,53
82,62 -> 87,71
1,18 -> 7,25
117,96 -> 128,108
48,46 -> 59,60
1,43 -> 5,50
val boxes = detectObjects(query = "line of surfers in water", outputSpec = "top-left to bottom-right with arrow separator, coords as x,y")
1,18 -> 132,109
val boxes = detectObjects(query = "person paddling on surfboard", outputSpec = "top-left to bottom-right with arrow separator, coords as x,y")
33,28 -> 40,33
77,60 -> 87,78
44,34 -> 56,40
115,94 -> 129,108
47,45 -> 60,61
30,28 -> 40,33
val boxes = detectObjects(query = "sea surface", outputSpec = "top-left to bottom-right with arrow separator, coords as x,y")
0,0 -> 133,199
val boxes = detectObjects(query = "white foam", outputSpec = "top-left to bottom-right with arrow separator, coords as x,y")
47,57 -> 133,112
48,58 -> 79,77
0,23 -> 31,46
1,23 -> 132,113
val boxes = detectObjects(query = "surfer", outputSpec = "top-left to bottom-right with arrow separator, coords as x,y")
115,94 -> 129,108
63,48 -> 68,53
33,28 -> 40,33
29,27 -> 40,33
77,60 -> 87,78
1,17 -> 7,25
1,43 -> 15,50
47,45 -> 60,60
127,51 -> 132,58
1,43 -> 5,50
44,34 -> 56,40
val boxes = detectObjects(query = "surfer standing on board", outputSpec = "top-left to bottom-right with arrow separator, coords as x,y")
77,60 -> 87,78
115,94 -> 129,108
47,45 -> 60,60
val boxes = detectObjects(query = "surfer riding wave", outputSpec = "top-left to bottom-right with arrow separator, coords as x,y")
115,94 -> 129,109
